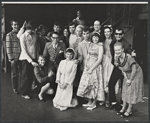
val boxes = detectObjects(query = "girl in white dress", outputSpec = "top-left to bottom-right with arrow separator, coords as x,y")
53,48 -> 78,111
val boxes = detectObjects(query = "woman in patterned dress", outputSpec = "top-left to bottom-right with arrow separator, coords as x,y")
77,33 -> 105,110
114,42 -> 143,117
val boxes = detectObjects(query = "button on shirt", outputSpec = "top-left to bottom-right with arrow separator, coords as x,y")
19,31 -> 38,63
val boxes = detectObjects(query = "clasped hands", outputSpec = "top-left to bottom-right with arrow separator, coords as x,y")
56,80 -> 68,89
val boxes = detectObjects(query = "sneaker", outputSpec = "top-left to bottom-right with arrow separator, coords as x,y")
22,95 -> 31,99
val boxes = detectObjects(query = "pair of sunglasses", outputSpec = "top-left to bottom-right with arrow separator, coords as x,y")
115,33 -> 123,35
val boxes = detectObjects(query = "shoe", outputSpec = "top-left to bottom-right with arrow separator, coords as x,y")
106,104 -> 117,110
38,95 -> 46,102
105,102 -> 110,108
13,89 -> 19,94
120,111 -> 132,118
117,109 -> 125,115
22,95 -> 31,99
82,103 -> 92,107
99,102 -> 104,106
87,105 -> 96,110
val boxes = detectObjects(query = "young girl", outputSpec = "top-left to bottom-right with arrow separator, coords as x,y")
53,48 -> 78,111
34,55 -> 56,101
114,42 -> 143,117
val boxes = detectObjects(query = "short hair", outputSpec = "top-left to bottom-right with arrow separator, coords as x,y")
114,42 -> 123,48
65,48 -> 75,58
26,21 -> 34,30
54,22 -> 61,27
38,55 -> 46,60
91,33 -> 103,43
38,24 -> 47,31
83,26 -> 90,32
68,22 -> 76,27
51,31 -> 59,36
10,19 -> 18,25
75,25 -> 84,31
115,27 -> 124,34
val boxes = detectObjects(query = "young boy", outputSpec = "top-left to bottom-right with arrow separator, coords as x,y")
34,55 -> 56,101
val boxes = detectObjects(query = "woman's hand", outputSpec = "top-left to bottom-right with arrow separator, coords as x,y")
87,69 -> 93,74
126,79 -> 132,86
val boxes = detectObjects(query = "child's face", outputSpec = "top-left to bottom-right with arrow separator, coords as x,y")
66,52 -> 73,60
83,31 -> 90,41
38,57 -> 46,66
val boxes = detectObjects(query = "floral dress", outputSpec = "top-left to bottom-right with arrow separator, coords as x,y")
77,43 -> 105,101
118,54 -> 143,104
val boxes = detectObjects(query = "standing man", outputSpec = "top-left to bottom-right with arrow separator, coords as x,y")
108,28 -> 132,110
77,26 -> 91,73
6,19 -> 23,94
19,21 -> 39,99
43,32 -> 66,94
92,20 -> 101,35
69,22 -> 77,48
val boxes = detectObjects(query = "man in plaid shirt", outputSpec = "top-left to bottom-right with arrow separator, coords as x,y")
6,19 -> 25,94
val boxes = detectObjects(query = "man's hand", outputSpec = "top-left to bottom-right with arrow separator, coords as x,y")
48,71 -> 54,77
22,20 -> 27,29
31,61 -> 38,67
74,60 -> 79,64
131,50 -> 136,57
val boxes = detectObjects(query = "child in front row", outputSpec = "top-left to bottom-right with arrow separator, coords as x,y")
34,55 -> 57,101
53,48 -> 78,111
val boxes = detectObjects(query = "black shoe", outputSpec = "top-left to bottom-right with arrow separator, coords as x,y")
106,103 -> 117,110
114,104 -> 122,111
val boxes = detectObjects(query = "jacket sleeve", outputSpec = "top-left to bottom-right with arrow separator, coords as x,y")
6,34 -> 14,61
34,66 -> 50,83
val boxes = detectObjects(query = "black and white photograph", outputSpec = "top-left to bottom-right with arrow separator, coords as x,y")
1,1 -> 148,122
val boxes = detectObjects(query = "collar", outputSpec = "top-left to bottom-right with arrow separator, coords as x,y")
52,43 -> 58,49
83,40 -> 90,44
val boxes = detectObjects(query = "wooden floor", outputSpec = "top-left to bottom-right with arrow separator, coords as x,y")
1,72 -> 148,122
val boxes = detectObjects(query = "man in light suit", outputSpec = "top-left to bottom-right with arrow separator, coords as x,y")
43,32 -> 66,75
77,26 -> 91,73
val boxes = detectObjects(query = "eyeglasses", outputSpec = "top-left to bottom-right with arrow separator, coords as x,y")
52,37 -> 59,39
115,33 -> 123,36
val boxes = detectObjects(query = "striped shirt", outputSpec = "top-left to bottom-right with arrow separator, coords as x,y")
6,31 -> 21,61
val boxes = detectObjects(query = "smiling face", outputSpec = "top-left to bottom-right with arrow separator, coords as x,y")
63,29 -> 69,37
66,52 -> 73,60
115,29 -> 124,41
11,21 -> 19,32
94,21 -> 101,31
53,25 -> 61,33
92,35 -> 99,44
83,31 -> 90,41
104,28 -> 112,38
69,25 -> 76,34
114,45 -> 124,57
38,57 -> 46,67
76,27 -> 83,37
52,33 -> 59,45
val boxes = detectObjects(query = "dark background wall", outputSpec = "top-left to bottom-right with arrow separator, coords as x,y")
5,4 -> 108,33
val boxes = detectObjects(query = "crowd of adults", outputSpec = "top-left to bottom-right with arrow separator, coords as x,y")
5,10 -> 144,117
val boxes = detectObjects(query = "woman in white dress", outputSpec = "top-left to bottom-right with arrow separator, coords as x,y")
53,48 -> 78,111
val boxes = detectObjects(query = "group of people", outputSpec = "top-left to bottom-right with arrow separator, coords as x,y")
6,10 -> 144,118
